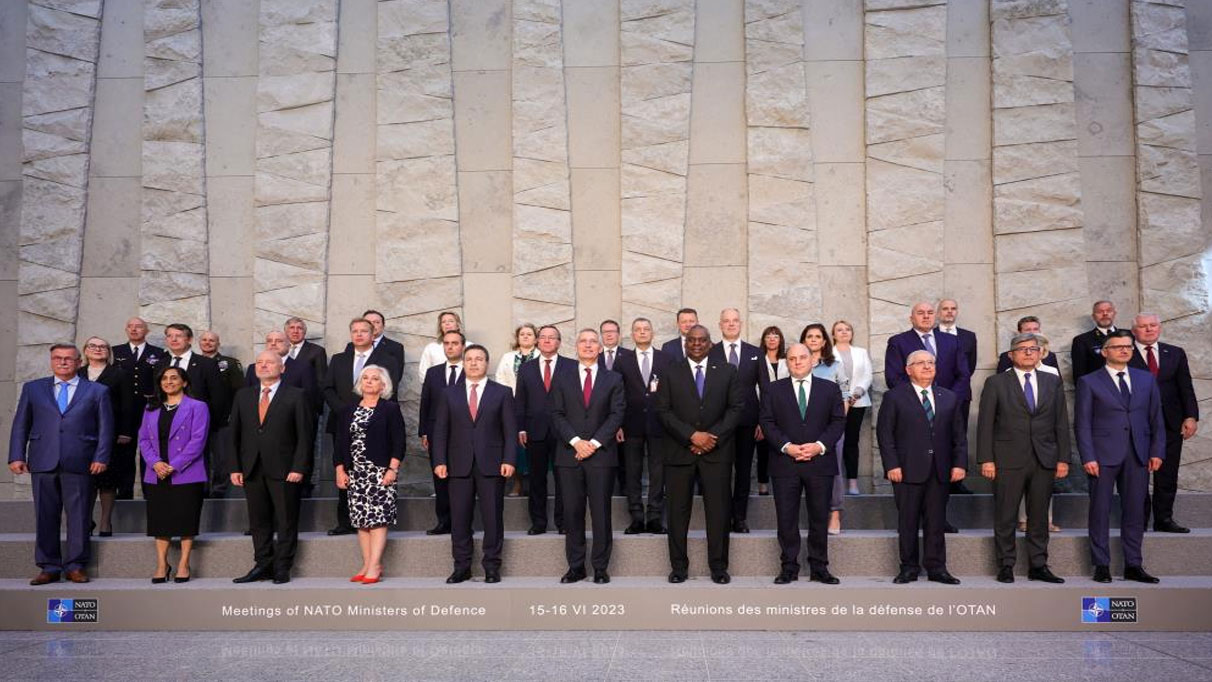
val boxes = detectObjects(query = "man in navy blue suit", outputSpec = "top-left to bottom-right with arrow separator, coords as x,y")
515,325 -> 576,534
9,344 -> 114,585
759,343 -> 846,585
432,344 -> 517,584
418,330 -> 465,536
617,317 -> 670,534
1075,329 -> 1165,584
660,308 -> 698,361
708,308 -> 762,533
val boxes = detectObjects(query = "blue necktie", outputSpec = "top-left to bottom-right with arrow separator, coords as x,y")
921,333 -> 936,356
57,381 -> 70,414
1023,372 -> 1036,412
1117,371 -> 1131,406
728,344 -> 739,367
694,364 -> 705,399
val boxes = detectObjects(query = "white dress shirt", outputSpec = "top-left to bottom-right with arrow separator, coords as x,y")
258,380 -> 282,405
780,375 -> 827,455
1105,365 -> 1132,391
910,382 -> 935,410
1135,341 -> 1161,371
169,349 -> 194,367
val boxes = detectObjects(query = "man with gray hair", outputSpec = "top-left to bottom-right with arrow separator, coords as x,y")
284,316 -> 328,385
977,333 -> 1071,584
245,330 -> 320,414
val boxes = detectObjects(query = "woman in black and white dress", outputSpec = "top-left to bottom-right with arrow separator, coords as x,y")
334,365 -> 406,584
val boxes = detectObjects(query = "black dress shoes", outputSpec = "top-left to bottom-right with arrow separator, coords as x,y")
1124,566 -> 1160,584
996,567 -> 1015,584
272,572 -> 291,584
527,526 -> 546,535
1028,567 -> 1065,583
668,572 -> 687,584
624,521 -> 645,535
892,570 -> 918,585
484,571 -> 501,584
557,526 -> 566,535
646,520 -> 666,534
928,571 -> 961,585
944,522 -> 958,534
233,567 -> 272,584
426,524 -> 451,536
711,571 -> 731,585
809,570 -> 840,585
594,572 -> 610,584
774,571 -> 798,585
731,520 -> 750,534
560,568 -> 586,584
1092,565 -> 1112,583
1154,519 -> 1190,533
327,526 -> 355,536
446,568 -> 472,584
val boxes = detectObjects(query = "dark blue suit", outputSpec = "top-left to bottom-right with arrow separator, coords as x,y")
514,354 -> 576,530
877,382 -> 966,574
617,346 -> 670,525
885,329 -> 972,402
758,376 -> 845,575
9,377 -> 114,573
1075,367 -> 1165,568
710,339 -> 762,523
1129,342 -> 1199,524
419,362 -> 463,529
432,379 -> 517,573
660,337 -> 685,362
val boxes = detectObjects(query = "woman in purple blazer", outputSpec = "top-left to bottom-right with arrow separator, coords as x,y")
139,366 -> 209,583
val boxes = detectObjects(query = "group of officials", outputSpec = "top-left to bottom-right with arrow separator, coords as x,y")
7,297 -> 1198,587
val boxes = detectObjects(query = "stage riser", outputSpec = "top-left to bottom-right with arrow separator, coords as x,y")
2,493 -> 1208,534
1,533 -> 1208,579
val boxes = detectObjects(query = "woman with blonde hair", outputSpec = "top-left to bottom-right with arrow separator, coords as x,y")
495,324 -> 539,496
831,320 -> 873,496
418,311 -> 465,381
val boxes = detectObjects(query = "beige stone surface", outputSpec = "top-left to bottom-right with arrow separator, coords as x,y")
574,269 -> 622,331
82,176 -> 139,277
571,168 -> 621,270
1074,52 -> 1135,157
89,78 -> 142,177
803,0 -> 863,61
333,73 -> 376,174
682,266 -> 747,324
0,1 -> 27,84
693,0 -> 743,63
0,181 -> 19,280
323,273 -> 375,351
210,276 -> 255,356
328,173 -> 376,276
684,163 -> 747,266
945,56 -> 992,161
76,276 -> 138,341
453,70 -> 511,172
689,62 -> 747,165
943,159 -> 993,264
814,163 -> 866,266
566,66 -> 621,169
805,60 -> 865,163
461,272 -> 513,361
337,0 -> 377,74
201,0 -> 260,77
203,75 -> 257,177
562,0 -> 620,67
451,0 -> 510,72
1078,155 -> 1137,262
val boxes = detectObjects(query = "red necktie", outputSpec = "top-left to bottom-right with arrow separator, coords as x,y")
1146,345 -> 1159,376
583,368 -> 592,408
468,383 -> 479,421
543,359 -> 552,392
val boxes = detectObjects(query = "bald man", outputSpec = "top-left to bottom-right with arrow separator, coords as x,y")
245,330 -> 320,415
110,317 -> 164,498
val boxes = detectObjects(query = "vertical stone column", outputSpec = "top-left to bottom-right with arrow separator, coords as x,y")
140,0 -> 210,331
620,0 -> 693,340
16,1 -> 105,380
990,0 -> 1086,361
744,0 -> 815,337
253,0 -> 338,343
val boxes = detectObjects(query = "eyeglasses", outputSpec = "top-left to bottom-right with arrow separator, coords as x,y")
1011,346 -> 1040,354
84,344 -> 108,350
908,361 -> 936,367
1103,344 -> 1134,351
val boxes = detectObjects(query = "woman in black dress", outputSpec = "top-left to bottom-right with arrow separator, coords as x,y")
78,337 -> 135,536
138,366 -> 210,583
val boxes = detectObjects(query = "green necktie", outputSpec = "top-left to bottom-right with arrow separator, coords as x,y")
797,379 -> 807,419
921,389 -> 934,422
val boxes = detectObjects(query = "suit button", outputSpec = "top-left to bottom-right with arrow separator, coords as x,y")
927,450 -> 934,455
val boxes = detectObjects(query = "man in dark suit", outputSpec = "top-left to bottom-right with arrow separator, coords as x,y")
760,343 -> 847,585
284,316 -> 329,386
156,323 -> 227,424
995,316 -> 1060,372
548,329 -> 626,584
418,330 -> 466,536
1129,313 -> 1199,533
198,329 -> 244,496
1070,299 -> 1118,381
709,308 -> 762,533
618,317 -> 671,534
229,350 -> 315,584
9,344 -> 113,585
344,309 -> 405,388
432,344 -> 517,584
597,318 -> 631,494
1075,329 -> 1165,584
244,331 -> 320,414
936,298 -> 978,452
878,349 -> 967,586
322,317 -> 402,536
110,317 -> 163,498
656,324 -> 745,584
659,307 -> 698,361
515,325 -> 576,534
977,333 -> 1070,584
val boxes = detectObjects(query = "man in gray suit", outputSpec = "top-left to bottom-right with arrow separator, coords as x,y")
977,332 -> 1071,584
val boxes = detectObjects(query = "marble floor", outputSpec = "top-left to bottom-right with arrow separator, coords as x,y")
0,630 -> 1210,680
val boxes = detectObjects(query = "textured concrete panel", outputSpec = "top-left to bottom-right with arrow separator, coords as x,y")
0,1 -> 27,84
201,0 -> 261,77
89,77 -> 142,177
1074,52 -> 1134,157
689,62 -> 747,165
206,175 -> 255,278
805,60 -> 865,163
453,69 -> 511,172
682,266 -> 747,326
329,173 -> 376,276
458,170 -> 512,273
803,0 -> 863,61
684,164 -> 747,267
571,168 -> 621,271
203,76 -> 257,177
694,0 -> 744,63
337,0 -> 376,74
565,66 -> 621,169
574,269 -> 622,334
76,276 -> 139,344
323,274 -> 375,352
451,0 -> 510,72
97,0 -> 143,78
562,0 -> 620,67
333,73 -> 376,174
210,276 -> 255,363
82,176 -> 140,277
1069,0 -> 1130,53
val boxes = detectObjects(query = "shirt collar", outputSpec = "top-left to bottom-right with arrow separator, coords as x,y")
57,376 -> 79,386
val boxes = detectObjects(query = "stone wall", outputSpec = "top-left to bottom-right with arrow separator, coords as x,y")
3,0 -> 1212,497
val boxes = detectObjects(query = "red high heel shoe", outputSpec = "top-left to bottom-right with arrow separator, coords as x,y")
350,574 -> 365,582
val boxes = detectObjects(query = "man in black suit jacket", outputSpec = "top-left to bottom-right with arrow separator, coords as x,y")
285,316 -> 329,386
618,317 -> 671,534
418,330 -> 466,535
549,329 -> 626,584
936,298 -> 977,438
111,317 -> 164,498
656,325 -> 745,584
156,323 -> 227,426
245,331 -> 321,415
343,309 -> 405,388
1130,313 -> 1200,532
1070,299 -> 1118,381
709,307 -> 762,533
877,350 -> 967,585
515,325 -> 576,534
659,307 -> 699,361
322,317 -> 403,535
978,334 -> 1070,584
198,330 -> 244,496
759,343 -> 847,585
597,318 -> 631,494
432,345 -> 517,584
995,316 -> 1060,372
229,351 -> 315,584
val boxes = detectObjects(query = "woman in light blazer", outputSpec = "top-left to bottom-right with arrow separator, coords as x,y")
832,320 -> 873,496
418,311 -> 465,381
139,366 -> 209,583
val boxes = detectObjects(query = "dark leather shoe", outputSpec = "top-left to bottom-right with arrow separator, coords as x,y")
593,572 -> 610,584
98,530 -> 113,537
1153,519 -> 1190,533
65,569 -> 89,584
426,524 -> 451,536
233,567 -> 272,584
731,519 -> 750,534
29,571 -> 60,586
944,522 -> 958,534
560,568 -> 586,584
1028,567 -> 1065,583
810,570 -> 840,585
327,526 -> 355,536
446,568 -> 472,584
1093,565 -> 1112,583
928,571 -> 960,585
1124,566 -> 1160,584
484,571 -> 500,584
892,569 -> 918,585
668,572 -> 686,584
711,571 -> 731,585
243,529 -> 252,536
527,526 -> 546,535
950,481 -> 973,494
557,526 -> 566,535
646,521 -> 666,534
624,521 -> 645,535
774,571 -> 798,585
996,566 -> 1015,583
272,572 -> 291,584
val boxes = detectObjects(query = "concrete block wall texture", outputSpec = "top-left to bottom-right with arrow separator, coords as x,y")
3,0 -> 1212,496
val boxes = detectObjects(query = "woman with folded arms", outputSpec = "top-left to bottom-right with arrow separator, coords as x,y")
831,320 -> 873,496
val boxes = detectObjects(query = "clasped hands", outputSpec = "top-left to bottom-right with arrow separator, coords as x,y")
785,441 -> 823,461
152,461 -> 175,480
982,462 -> 1068,481
689,431 -> 717,456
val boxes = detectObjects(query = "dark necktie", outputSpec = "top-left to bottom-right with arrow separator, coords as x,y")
1146,345 -> 1159,376
543,359 -> 552,392
1117,371 -> 1131,406
1023,372 -> 1035,412
694,364 -> 705,399
728,343 -> 739,367
921,389 -> 934,422
172,356 -> 181,368
582,368 -> 593,408
448,365 -> 457,386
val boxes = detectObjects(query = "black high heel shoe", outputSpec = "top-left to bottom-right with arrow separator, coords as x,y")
152,567 -> 172,584
174,568 -> 191,584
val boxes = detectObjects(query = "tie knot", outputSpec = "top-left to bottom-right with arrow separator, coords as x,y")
1118,371 -> 1126,378
921,389 -> 928,397
1024,372 -> 1031,380
1147,345 -> 1154,351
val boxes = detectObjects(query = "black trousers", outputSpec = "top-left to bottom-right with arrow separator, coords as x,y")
1148,428 -> 1184,523
557,464 -> 615,572
730,424 -> 757,522
526,437 -> 563,530
449,461 -> 506,572
666,457 -> 732,574
432,472 -> 451,528
771,471 -> 833,574
624,435 -> 664,523
755,440 -> 771,484
993,456 -> 1054,569
109,440 -> 138,499
207,426 -> 231,497
842,406 -> 868,480
244,465 -> 303,574
893,471 -> 948,573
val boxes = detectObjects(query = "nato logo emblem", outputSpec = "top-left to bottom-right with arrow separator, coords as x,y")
1082,597 -> 1136,624
47,599 -> 99,624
